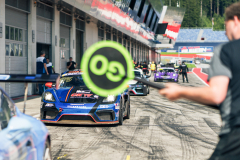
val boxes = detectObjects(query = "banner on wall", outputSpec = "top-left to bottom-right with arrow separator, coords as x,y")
178,46 -> 214,53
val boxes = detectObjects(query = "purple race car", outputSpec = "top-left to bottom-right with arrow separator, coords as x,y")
154,67 -> 179,82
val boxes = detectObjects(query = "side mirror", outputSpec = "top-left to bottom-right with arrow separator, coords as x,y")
45,82 -> 53,88
7,116 -> 32,139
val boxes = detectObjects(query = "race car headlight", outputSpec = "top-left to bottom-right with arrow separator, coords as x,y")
44,92 -> 55,102
156,74 -> 159,76
102,95 -> 116,103
173,74 -> 176,76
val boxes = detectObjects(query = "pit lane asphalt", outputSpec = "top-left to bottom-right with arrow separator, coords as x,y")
15,73 -> 221,160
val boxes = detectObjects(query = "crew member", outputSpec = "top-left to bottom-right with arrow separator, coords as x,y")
159,3 -> 240,159
133,60 -> 138,69
36,51 -> 49,95
141,62 -> 148,75
179,62 -> 188,83
67,57 -> 77,71
150,61 -> 156,75
46,58 -> 55,74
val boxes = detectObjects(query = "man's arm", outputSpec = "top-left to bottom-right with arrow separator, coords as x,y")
44,63 -> 49,75
67,62 -> 72,69
75,63 -> 77,69
159,76 -> 229,105
52,66 -> 55,73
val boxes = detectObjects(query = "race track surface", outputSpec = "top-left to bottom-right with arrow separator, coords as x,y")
45,74 -> 220,160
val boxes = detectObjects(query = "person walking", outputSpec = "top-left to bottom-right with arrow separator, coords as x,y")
159,2 -> 240,159
36,51 -> 49,95
67,57 -> 77,71
150,61 -> 156,76
141,62 -> 148,75
46,58 -> 55,74
179,61 -> 188,83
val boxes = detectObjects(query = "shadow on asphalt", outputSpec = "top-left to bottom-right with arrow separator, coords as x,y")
13,95 -> 41,103
44,123 -> 119,128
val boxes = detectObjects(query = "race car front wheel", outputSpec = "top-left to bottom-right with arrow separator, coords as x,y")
43,140 -> 52,160
118,101 -> 123,125
125,101 -> 130,119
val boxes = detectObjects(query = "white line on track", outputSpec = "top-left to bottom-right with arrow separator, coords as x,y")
192,68 -> 209,86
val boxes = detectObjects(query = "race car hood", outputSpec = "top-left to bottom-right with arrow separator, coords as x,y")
56,86 -> 100,103
55,88 -> 71,102
156,71 -> 177,78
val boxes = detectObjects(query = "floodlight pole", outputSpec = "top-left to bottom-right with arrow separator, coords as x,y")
23,83 -> 28,114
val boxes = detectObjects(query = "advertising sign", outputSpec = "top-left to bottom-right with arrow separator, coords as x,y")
178,46 -> 214,53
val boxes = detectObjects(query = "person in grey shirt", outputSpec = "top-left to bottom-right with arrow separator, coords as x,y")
159,2 -> 240,159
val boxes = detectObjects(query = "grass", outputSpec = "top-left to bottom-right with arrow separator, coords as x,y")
161,52 -> 207,55
185,63 -> 196,68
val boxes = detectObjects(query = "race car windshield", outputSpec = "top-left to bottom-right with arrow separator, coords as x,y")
0,91 -> 15,130
162,69 -> 174,72
134,71 -> 141,77
59,75 -> 86,88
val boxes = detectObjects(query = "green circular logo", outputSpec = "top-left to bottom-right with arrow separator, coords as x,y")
81,41 -> 134,97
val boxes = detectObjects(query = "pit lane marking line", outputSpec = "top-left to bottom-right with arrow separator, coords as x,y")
192,68 -> 209,86
126,155 -> 130,160
33,114 -> 40,118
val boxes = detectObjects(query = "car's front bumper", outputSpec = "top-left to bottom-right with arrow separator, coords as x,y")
40,102 -> 120,124
154,78 -> 178,82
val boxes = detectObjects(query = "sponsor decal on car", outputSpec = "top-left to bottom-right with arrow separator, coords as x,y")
68,70 -> 81,73
99,105 -> 110,108
76,90 -> 91,93
114,103 -> 120,109
67,105 -> 86,108
70,93 -> 93,98
45,103 -> 54,107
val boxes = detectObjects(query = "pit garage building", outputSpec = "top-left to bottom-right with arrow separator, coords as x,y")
0,0 -> 185,97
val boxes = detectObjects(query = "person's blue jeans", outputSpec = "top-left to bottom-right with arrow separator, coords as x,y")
38,84 -> 45,95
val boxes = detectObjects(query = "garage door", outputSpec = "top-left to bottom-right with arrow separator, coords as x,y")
60,25 -> 70,74
5,7 -> 28,97
37,18 -> 51,44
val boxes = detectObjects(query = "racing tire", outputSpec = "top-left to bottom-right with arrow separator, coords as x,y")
118,101 -> 123,125
43,140 -> 52,160
125,101 -> 130,119
147,87 -> 150,94
143,88 -> 148,96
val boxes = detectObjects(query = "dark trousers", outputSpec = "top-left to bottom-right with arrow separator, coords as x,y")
209,127 -> 240,160
143,69 -> 148,75
38,84 -> 45,95
182,72 -> 188,82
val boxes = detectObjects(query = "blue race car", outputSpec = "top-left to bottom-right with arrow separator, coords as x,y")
40,71 -> 130,125
0,87 -> 51,160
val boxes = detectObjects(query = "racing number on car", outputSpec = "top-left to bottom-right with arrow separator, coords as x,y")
81,41 -> 134,97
